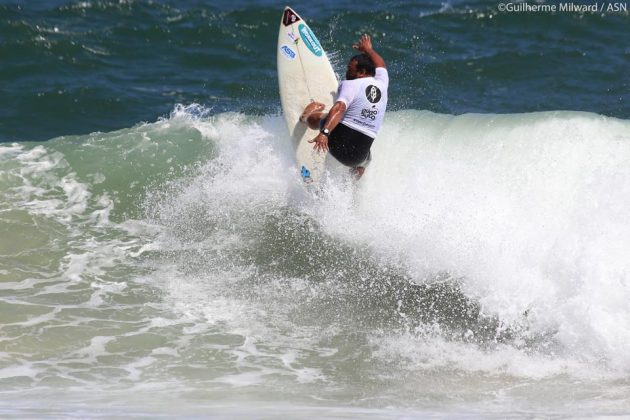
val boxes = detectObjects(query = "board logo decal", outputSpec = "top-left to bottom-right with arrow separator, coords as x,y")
280,44 -> 296,60
282,8 -> 300,26
298,24 -> 323,57
301,166 -> 312,182
286,31 -> 298,44
365,85 -> 382,103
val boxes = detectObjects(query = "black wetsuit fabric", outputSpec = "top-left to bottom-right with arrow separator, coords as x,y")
328,122 -> 374,167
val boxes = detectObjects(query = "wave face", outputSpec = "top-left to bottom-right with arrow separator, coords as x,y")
2,106 -> 630,416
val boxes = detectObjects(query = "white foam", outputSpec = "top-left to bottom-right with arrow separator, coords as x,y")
18,307 -> 60,327
61,175 -> 90,212
371,329 -> 603,381
88,193 -> 113,225
0,143 -> 23,158
214,371 -> 266,387
124,357 -> 157,381
140,108 -> 630,384
76,336 -> 115,362
151,347 -> 179,357
0,364 -> 39,380
313,110 -> 630,373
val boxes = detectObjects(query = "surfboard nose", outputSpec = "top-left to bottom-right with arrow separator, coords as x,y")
282,7 -> 301,26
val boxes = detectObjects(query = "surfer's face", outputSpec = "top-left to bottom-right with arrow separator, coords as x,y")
346,59 -> 361,80
346,59 -> 369,80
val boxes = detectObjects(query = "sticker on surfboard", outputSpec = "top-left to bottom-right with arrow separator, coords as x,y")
279,44 -> 296,60
282,8 -> 300,26
301,166 -> 313,183
298,24 -> 323,57
286,31 -> 298,44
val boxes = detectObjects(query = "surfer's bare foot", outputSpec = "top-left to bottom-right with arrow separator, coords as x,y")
350,166 -> 365,180
300,102 -> 325,124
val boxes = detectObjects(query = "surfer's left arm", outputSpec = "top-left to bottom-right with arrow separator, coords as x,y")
308,101 -> 347,153
353,34 -> 386,69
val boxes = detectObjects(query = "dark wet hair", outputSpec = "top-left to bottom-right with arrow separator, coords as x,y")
351,54 -> 375,76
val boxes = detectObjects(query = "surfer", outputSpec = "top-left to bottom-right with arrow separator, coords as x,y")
300,34 -> 388,179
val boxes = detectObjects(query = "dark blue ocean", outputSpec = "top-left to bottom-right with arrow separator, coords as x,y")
1,1 -> 630,418
1,0 -> 628,141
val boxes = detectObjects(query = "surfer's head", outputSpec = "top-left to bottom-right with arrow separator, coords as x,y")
346,54 -> 375,80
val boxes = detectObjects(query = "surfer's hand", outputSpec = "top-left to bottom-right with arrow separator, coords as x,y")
353,34 -> 373,52
309,133 -> 329,152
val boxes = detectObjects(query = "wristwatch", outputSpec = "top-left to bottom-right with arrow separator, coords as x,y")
320,127 -> 330,137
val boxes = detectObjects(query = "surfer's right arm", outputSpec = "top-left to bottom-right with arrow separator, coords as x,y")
352,34 -> 386,69
308,101 -> 347,153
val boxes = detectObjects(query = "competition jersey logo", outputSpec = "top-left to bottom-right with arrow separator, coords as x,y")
298,24 -> 323,57
361,108 -> 378,121
365,85 -> 382,103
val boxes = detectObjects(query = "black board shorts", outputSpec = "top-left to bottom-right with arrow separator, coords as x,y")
324,122 -> 374,167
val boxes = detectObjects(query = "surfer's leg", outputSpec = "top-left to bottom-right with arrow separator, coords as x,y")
300,102 -> 326,129
349,150 -> 371,180
350,166 -> 366,180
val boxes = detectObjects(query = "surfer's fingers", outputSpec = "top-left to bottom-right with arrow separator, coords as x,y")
311,140 -> 327,152
353,35 -> 372,51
